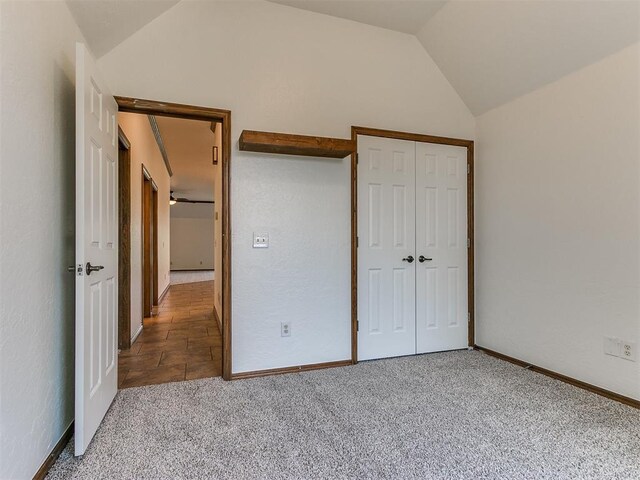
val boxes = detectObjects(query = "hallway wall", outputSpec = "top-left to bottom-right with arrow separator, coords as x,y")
119,112 -> 171,339
170,215 -> 215,270
213,124 -> 223,319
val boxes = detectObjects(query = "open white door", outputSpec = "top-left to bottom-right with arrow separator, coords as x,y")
75,42 -> 118,456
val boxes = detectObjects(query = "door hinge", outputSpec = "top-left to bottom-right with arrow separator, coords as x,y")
468,312 -> 471,323
467,238 -> 470,248
467,163 -> 470,174
356,153 -> 359,164
357,321 -> 360,332
356,236 -> 359,248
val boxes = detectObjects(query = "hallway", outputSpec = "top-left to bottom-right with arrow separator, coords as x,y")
118,281 -> 221,388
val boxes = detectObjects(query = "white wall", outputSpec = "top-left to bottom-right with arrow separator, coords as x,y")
213,124 -> 223,319
170,207 -> 215,270
475,43 -> 640,400
118,112 -> 171,340
99,0 -> 474,373
0,2 -> 83,478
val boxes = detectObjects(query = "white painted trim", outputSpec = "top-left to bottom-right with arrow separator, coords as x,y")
131,323 -> 143,344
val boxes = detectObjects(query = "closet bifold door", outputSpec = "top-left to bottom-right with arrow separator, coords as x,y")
357,135 -> 417,361
415,142 -> 468,354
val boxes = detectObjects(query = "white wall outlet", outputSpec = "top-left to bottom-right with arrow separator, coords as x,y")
621,341 -> 637,362
253,233 -> 269,248
281,321 -> 291,337
604,336 -> 637,362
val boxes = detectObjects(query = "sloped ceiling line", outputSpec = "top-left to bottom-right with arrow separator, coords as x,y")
70,0 -> 640,116
66,0 -> 180,58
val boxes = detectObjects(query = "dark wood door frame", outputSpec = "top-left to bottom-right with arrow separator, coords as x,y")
141,167 -> 154,318
118,127 -> 131,350
350,126 -> 475,363
116,96 -> 232,380
151,183 -> 159,307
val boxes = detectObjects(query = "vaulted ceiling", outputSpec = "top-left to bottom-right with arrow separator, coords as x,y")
268,0 -> 446,34
416,0 -> 640,115
66,0 -> 179,58
269,0 -> 640,115
68,0 -> 640,115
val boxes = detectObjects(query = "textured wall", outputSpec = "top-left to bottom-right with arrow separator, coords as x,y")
98,0 -> 475,373
0,2 -> 84,478
119,112 -> 171,340
475,43 -> 640,400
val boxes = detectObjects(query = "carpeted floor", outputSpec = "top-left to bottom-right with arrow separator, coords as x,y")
48,351 -> 640,479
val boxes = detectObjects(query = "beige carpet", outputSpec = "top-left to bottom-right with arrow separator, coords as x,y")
48,351 -> 640,479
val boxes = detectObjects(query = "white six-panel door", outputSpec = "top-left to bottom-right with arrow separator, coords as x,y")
357,136 -> 416,360
357,135 -> 468,361
415,142 -> 468,353
75,43 -> 119,456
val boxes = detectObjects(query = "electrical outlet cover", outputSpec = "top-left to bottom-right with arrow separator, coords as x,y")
281,322 -> 291,337
253,232 -> 269,248
621,341 -> 637,362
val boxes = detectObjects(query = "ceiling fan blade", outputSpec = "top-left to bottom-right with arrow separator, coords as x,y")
175,197 -> 214,204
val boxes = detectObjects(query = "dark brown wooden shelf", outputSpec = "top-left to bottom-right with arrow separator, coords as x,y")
239,130 -> 355,159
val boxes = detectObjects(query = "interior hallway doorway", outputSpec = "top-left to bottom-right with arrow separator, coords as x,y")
116,99 -> 229,388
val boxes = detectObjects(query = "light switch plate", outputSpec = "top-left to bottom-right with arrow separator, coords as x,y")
253,233 -> 269,248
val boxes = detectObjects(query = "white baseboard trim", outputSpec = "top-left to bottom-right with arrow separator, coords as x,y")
131,323 -> 143,343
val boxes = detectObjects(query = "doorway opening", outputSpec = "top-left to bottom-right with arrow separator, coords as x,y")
115,97 -> 231,386
142,166 -> 159,319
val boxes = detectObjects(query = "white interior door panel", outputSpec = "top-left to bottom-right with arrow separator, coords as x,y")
415,142 -> 468,353
357,135 -> 416,361
357,135 -> 468,361
75,42 -> 118,456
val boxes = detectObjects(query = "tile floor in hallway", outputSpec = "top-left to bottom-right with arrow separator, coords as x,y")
117,280 -> 222,388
